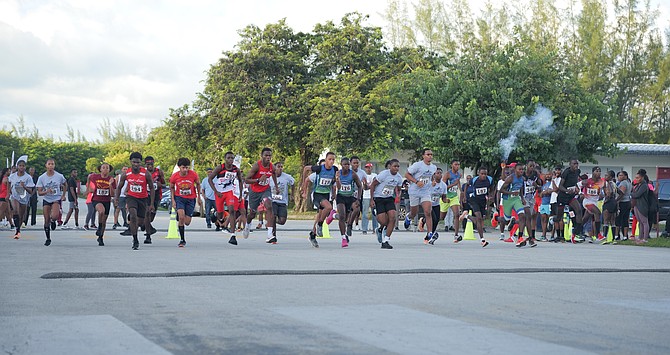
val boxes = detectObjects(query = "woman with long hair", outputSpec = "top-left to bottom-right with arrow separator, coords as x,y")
631,169 -> 650,243
0,168 -> 11,229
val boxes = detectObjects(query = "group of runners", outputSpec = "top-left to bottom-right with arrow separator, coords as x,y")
1,148 -> 658,249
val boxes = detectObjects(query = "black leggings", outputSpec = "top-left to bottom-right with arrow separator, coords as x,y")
616,201 -> 631,228
431,205 -> 440,233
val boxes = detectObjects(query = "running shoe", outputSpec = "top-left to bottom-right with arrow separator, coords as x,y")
571,234 -> 585,244
256,222 -> 264,230
112,223 -> 121,230
144,237 -> 152,244
309,232 -> 319,248
120,229 -> 132,236
44,239 -> 51,246
132,240 -> 139,250
91,224 -> 97,230
381,241 -> 393,249
315,224 -> 323,238
429,232 -> 439,245
178,240 -> 186,247
13,232 -> 20,240
596,233 -> 606,242
228,236 -> 237,245
346,224 -> 353,237
97,237 -> 104,246
458,211 -> 469,221
529,238 -> 537,248
215,226 -> 221,232
499,234 -> 505,241
516,236 -> 527,247
341,238 -> 348,248
453,235 -> 462,243
376,227 -> 383,243
404,215 -> 411,229
481,239 -> 489,248
50,221 -> 56,231
265,236 -> 277,244
84,225 -> 90,230
326,209 -> 337,225
243,224 -> 250,238
148,227 -> 157,236
61,224 -> 70,230
503,237 -> 515,243
424,235 -> 430,245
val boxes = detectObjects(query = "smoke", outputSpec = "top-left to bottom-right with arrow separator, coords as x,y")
499,104 -> 554,161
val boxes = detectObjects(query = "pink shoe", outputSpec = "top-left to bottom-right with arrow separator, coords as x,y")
326,209 -> 337,225
503,237 -> 514,243
341,238 -> 348,248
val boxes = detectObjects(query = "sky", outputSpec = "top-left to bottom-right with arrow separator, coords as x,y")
1,0 -> 668,142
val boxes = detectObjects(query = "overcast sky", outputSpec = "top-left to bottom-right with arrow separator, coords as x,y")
1,0 -> 668,142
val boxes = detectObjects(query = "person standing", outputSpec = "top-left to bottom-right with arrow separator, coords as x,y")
36,158 -> 67,246
631,169 -> 651,244
361,163 -> 378,235
201,167 -> 216,229
403,149 -> 438,243
87,163 -> 116,245
170,158 -> 201,247
8,160 -> 35,239
615,171 -> 632,241
115,152 -> 155,250
62,169 -> 80,229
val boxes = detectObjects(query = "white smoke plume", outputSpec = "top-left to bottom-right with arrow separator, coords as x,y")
499,104 -> 554,161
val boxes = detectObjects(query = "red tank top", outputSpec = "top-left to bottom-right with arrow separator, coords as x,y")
251,160 -> 273,193
90,173 -> 117,202
147,168 -> 163,192
0,178 -> 7,198
126,170 -> 149,198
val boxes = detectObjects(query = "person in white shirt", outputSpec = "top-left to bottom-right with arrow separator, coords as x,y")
361,163 -> 378,234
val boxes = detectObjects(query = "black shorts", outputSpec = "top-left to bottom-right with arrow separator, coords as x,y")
336,195 -> 356,212
126,196 -> 147,219
603,200 -> 617,214
272,202 -> 288,219
551,202 -> 559,216
42,200 -> 61,207
92,201 -> 111,215
0,198 -> 5,202
373,197 -> 396,214
468,198 -> 487,215
313,193 -> 331,210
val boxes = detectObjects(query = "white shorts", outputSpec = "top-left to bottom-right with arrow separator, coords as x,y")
409,194 -> 432,207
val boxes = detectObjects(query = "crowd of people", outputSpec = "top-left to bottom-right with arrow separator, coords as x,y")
0,148 -> 663,250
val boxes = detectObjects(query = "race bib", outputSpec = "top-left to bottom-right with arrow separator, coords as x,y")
129,185 -> 142,193
224,172 -> 236,181
568,210 -> 575,218
340,185 -> 352,192
381,186 -> 393,196
431,195 -> 440,202
448,186 -> 459,193
180,188 -> 191,195
272,194 -> 283,200
525,186 -> 535,194
50,187 -> 60,195
96,188 -> 110,196
153,182 -> 158,190
419,177 -> 430,185
258,178 -> 270,186
476,187 -> 488,195
587,188 -> 598,196
319,178 -> 332,186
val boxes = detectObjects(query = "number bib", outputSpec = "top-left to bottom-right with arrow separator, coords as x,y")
340,184 -> 352,192
448,186 -> 459,193
431,195 -> 440,202
97,188 -> 110,196
419,177 -> 430,185
130,185 -> 143,193
587,188 -> 598,196
476,187 -> 488,196
258,178 -> 270,186
381,186 -> 393,196
272,194 -> 283,201
180,188 -> 191,195
319,178 -> 332,186
153,182 -> 158,190
525,186 -> 535,194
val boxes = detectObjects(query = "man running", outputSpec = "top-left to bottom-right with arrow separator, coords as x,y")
348,156 -> 366,233
369,159 -> 403,249
268,161 -> 295,244
115,152 -> 155,250
361,162 -> 377,235
523,160 -> 543,242
143,156 -> 165,238
170,158 -> 201,247
539,170 -> 554,241
8,160 -> 35,239
442,159 -> 462,241
428,168 -> 448,245
557,159 -> 585,243
209,152 -> 245,245
581,166 -> 605,242
62,168 -> 80,229
549,166 -> 564,242
302,152 -> 338,248
500,163 -> 535,247
86,162 -> 117,246
403,149 -> 438,243
245,148 -> 280,241
36,158 -> 67,246
201,167 -> 216,229
334,157 -> 363,248
461,166 -> 495,247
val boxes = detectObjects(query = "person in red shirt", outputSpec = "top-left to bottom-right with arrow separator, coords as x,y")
86,162 -> 117,246
169,157 -> 201,247
208,151 -> 245,245
143,156 -> 165,237
115,152 -> 155,250
244,148 -> 279,239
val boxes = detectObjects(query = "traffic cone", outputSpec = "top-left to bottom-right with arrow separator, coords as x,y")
491,211 -> 499,228
165,208 -> 179,239
464,211 -> 476,240
563,219 -> 572,241
321,221 -> 332,239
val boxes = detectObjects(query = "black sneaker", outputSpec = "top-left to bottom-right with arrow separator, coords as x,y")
44,239 -> 51,246
309,232 -> 319,248
228,236 -> 237,245
112,223 -> 120,230
120,229 -> 132,236
148,227 -> 157,236
140,225 -> 146,232
178,240 -> 186,247
144,237 -> 152,244
266,236 -> 277,244
381,241 -> 393,249
132,241 -> 139,250
529,238 -> 537,248
215,226 -> 221,231
453,235 -> 463,243
346,224 -> 353,237
50,221 -> 56,231
97,237 -> 104,246
429,232 -> 439,245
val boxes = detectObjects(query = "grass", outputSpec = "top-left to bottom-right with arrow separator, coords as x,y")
616,237 -> 670,248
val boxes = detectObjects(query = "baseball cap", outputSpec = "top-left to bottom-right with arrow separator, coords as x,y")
206,167 -> 213,171
508,162 -> 517,168
365,163 -> 373,168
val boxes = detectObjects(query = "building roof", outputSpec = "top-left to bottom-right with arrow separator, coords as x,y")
617,143 -> 670,156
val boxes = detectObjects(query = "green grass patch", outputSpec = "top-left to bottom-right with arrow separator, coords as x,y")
617,237 -> 670,248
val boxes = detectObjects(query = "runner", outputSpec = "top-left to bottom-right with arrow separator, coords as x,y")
581,166 -> 605,242
557,159 -> 585,243
369,159 -> 403,249
26,166 -> 38,226
460,166 -> 494,247
7,160 -> 35,239
201,167 -> 216,229
113,167 -> 129,230
143,156 -> 165,238
36,158 -> 67,246
333,157 -> 363,248
62,168 -> 80,229
348,156 -> 366,234
403,149 -> 438,243
539,170 -> 554,241
268,161 -> 295,244
495,165 -> 512,240
441,159 -> 462,241
86,162 -> 117,246
601,170 -> 619,244
361,162 -> 378,235
428,168 -> 448,245
170,158 -> 201,247
549,166 -> 564,242
209,152 -> 245,245
245,148 -> 280,241
523,160 -> 543,242
302,152 -> 338,248
500,163 -> 535,247
0,168 -> 10,229
115,152 -> 155,250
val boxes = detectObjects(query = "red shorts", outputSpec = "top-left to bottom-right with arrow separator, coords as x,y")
216,191 -> 240,212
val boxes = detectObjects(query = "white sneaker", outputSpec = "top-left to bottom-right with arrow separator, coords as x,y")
243,224 -> 250,238
61,224 -> 70,230
354,224 -> 361,231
